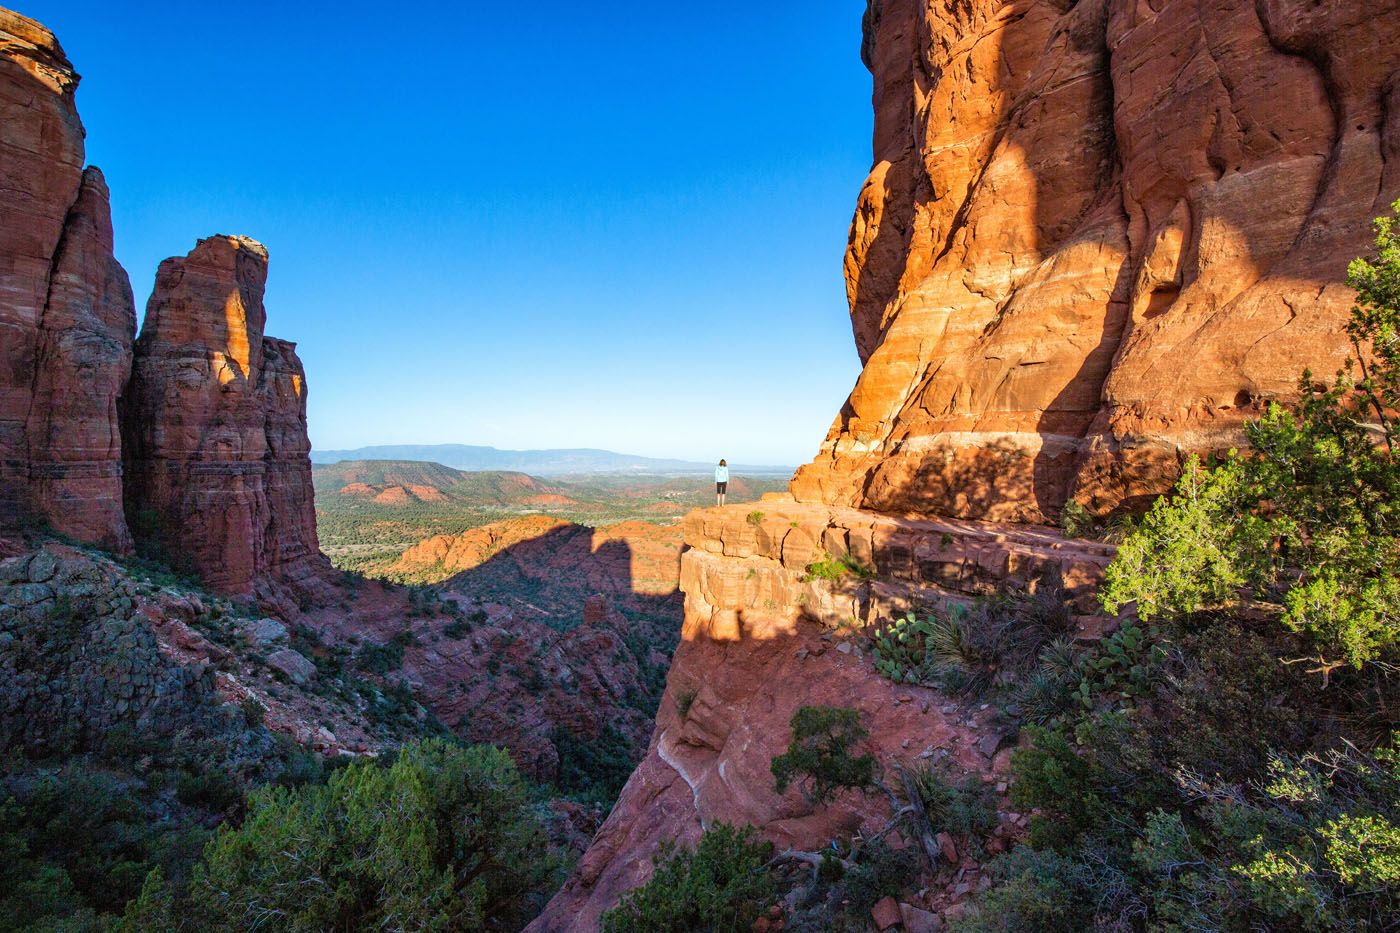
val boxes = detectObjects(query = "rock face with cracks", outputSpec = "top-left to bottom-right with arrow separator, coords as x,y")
790,0 -> 1400,522
0,10 -> 136,550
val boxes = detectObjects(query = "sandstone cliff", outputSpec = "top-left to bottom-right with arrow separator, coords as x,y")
791,0 -> 1400,522
121,235 -> 328,606
530,500 -> 1112,929
0,11 -> 136,550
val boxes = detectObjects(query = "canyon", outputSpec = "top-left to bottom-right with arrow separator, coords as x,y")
4,0 -> 1399,929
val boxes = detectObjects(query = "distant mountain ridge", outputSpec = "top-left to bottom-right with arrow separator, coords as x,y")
312,461 -> 569,507
309,444 -> 794,476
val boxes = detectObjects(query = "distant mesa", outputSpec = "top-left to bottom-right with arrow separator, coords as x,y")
312,460 -> 574,508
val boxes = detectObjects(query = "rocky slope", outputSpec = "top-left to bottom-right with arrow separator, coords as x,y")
791,0 -> 1400,522
0,11 -> 135,551
121,235 -> 330,611
0,542 -> 406,764
531,499 -> 1113,929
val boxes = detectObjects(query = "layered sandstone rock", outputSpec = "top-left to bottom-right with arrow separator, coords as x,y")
792,0 -> 1400,522
0,11 -> 135,548
122,235 -> 327,603
529,501 -> 1111,929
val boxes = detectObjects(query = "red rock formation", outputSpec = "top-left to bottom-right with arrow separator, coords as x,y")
539,4 -> 1400,924
0,10 -> 135,549
122,235 -> 327,603
791,0 -> 1400,522
529,500 -> 1108,929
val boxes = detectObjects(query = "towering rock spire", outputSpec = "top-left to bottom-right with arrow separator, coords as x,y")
121,235 -> 326,603
0,9 -> 136,549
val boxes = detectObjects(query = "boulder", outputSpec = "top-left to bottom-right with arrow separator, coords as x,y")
242,617 -> 288,646
266,648 -> 316,686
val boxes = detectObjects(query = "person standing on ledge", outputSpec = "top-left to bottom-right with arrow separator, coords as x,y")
714,459 -> 729,506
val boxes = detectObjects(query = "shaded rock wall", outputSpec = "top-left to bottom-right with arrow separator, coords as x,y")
791,0 -> 1400,522
0,11 -> 135,549
121,235 -> 327,602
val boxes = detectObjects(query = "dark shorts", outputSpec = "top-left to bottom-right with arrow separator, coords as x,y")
716,482 -> 728,494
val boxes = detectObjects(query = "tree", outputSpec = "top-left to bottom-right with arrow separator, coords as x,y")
771,706 -> 877,804
1101,201 -> 1400,676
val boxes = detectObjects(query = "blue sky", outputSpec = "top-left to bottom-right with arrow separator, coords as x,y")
22,1 -> 871,465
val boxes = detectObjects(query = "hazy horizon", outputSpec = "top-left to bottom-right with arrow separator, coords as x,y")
19,1 -> 871,464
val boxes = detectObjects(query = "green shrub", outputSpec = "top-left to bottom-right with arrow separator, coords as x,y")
239,697 -> 265,728
601,823 -> 775,933
958,847 -> 1098,932
746,510 -> 765,526
838,838 -> 920,915
803,553 -> 874,582
172,739 -> 556,931
174,768 -> 241,813
0,765 -> 211,928
771,706 -> 877,804
873,580 -> 1073,696
675,688 -> 697,718
1010,726 -> 1107,849
353,629 -> 416,673
1101,202 -> 1400,674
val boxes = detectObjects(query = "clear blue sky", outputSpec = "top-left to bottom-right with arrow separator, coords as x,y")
21,1 -> 871,465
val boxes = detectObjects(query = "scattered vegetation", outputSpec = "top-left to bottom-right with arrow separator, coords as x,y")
872,574 -> 1073,695
802,552 -> 875,583
552,723 -> 639,806
353,628 -> 417,674
963,203 -> 1400,932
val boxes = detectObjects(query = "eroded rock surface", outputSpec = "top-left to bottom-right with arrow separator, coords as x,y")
121,235 -> 329,606
529,501 -> 1110,929
791,0 -> 1400,522
0,11 -> 136,548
